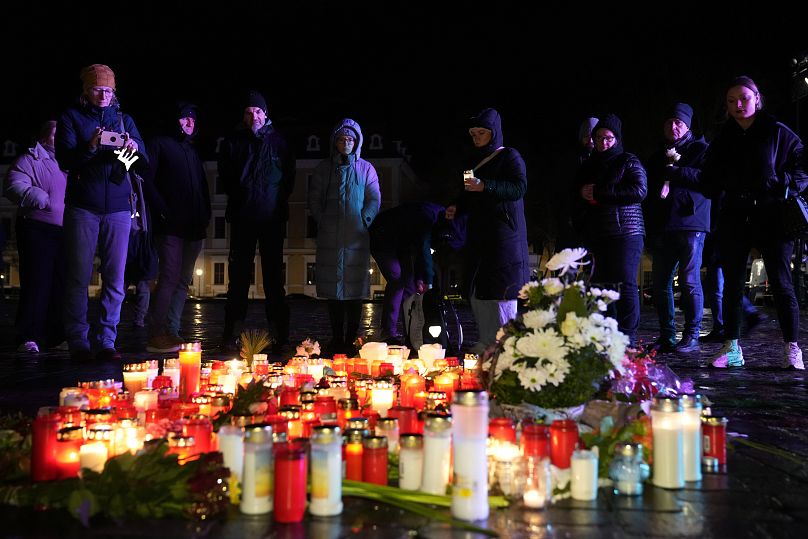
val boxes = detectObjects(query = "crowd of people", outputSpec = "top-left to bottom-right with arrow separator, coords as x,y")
2,65 -> 806,371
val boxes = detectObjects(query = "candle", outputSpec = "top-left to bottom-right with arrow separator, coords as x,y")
399,372 -> 426,408
523,457 -> 552,509
309,425 -> 343,516
55,426 -> 83,479
219,374 -> 237,396
337,398 -> 359,430
252,354 -> 269,377
489,417 -> 517,444
31,412 -> 62,481
388,405 -> 420,435
412,391 -> 427,412
162,358 -> 181,390
432,373 -> 455,404
145,360 -> 159,388
240,423 -> 273,515
273,444 -> 307,523
114,419 -> 145,454
122,362 -> 148,396
570,449 -> 599,501
218,425 -> 245,504
521,423 -> 550,459
79,442 -> 108,473
179,342 -> 202,401
279,406 -> 303,439
549,419 -> 578,469
702,416 -> 728,470
651,396 -> 685,489
451,390 -> 489,521
398,434 -> 424,491
421,414 -> 453,495
362,436 -> 389,485
167,434 -> 196,463
370,381 -> 395,418
681,394 -> 702,482
463,354 -> 478,371
375,417 -> 399,453
183,415 -> 213,454
343,429 -> 364,481
134,390 -> 158,413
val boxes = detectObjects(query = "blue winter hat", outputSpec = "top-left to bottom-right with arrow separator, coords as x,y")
667,103 -> 693,128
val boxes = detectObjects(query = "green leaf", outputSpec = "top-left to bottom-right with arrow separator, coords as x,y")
557,286 -> 588,321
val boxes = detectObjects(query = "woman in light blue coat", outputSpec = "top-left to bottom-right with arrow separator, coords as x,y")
309,118 -> 381,353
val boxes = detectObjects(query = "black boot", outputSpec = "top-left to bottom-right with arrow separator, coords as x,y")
675,334 -> 700,353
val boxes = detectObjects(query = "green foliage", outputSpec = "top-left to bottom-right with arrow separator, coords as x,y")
580,416 -> 649,478
211,378 -> 268,431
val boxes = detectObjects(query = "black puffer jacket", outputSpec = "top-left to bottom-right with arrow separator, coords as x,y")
574,151 -> 647,239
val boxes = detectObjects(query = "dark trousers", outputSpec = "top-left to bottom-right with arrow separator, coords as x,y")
16,217 -> 65,347
149,235 -> 203,337
224,220 -> 289,343
651,231 -> 705,340
327,299 -> 362,344
702,233 -> 758,331
721,228 -> 798,342
372,245 -> 416,337
589,235 -> 644,343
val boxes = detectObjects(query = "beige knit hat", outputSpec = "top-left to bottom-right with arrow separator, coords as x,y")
80,64 -> 116,93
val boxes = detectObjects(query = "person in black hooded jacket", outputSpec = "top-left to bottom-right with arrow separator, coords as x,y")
143,102 -> 211,353
575,113 -> 647,346
448,108 -> 529,351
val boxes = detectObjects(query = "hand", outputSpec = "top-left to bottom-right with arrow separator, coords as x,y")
660,181 -> 670,199
580,183 -> 595,202
464,176 -> 484,192
123,133 -> 139,153
444,205 -> 457,220
89,127 -> 103,150
415,280 -> 426,294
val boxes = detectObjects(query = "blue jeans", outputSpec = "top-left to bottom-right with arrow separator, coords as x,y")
63,206 -> 131,351
703,233 -> 758,332
652,231 -> 705,340
148,235 -> 203,337
373,245 -> 417,336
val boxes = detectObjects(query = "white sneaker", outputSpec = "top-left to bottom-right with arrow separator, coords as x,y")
710,340 -> 744,368
17,341 -> 40,353
782,342 -> 805,370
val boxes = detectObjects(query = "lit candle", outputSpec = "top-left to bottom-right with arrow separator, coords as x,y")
133,389 -> 158,413
681,394 -> 702,482
523,456 -> 552,509
370,381 -> 395,418
463,354 -> 478,371
161,358 -> 180,389
218,425 -> 245,504
179,342 -> 202,401
432,373 -> 455,404
79,442 -> 108,473
122,362 -> 148,396
145,360 -> 159,388
219,374 -> 237,396
343,429 -> 364,481
399,372 -> 425,408
651,396 -> 684,489
55,426 -> 83,479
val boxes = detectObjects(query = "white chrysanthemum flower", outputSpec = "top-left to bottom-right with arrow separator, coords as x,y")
601,289 -> 620,301
518,281 -> 540,299
544,358 -> 571,386
523,308 -> 555,329
516,328 -> 568,363
541,277 -> 565,296
589,287 -> 602,297
596,299 -> 608,311
545,248 -> 589,276
518,367 -> 548,391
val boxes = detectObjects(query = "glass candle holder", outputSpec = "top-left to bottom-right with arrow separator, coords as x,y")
362,435 -> 389,485
162,358 -> 181,390
609,442 -> 649,496
421,414 -> 453,495
273,444 -> 307,523
523,457 -> 552,509
651,396 -> 684,489
55,425 -> 83,480
375,417 -> 400,453
549,419 -> 578,469
681,394 -> 702,482
398,433 -> 424,491
343,428 -> 365,481
178,342 -> 202,401
240,423 -> 273,515
310,425 -> 343,517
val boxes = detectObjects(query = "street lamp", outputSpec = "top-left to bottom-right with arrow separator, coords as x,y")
195,268 -> 203,297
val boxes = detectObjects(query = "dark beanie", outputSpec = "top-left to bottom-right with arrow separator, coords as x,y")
667,103 -> 693,128
335,126 -> 358,140
177,101 -> 198,120
246,90 -> 267,113
593,113 -> 622,141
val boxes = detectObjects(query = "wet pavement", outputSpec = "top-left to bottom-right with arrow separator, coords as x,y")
0,296 -> 807,538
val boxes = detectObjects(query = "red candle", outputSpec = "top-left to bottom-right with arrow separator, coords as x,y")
55,426 -> 83,479
31,412 -> 63,481
273,445 -> 307,522
314,395 -> 338,424
167,434 -> 196,464
279,387 -> 300,407
182,415 -> 213,454
378,362 -> 394,376
412,391 -> 427,412
702,416 -> 728,466
388,405 -> 419,435
550,419 -> 579,469
362,408 -> 380,432
521,423 -> 550,459
432,373 -> 455,404
362,436 -> 389,485
170,401 -> 200,420
489,417 -> 516,444
178,342 -> 202,402
399,372 -> 425,408
279,406 -> 303,439
343,429 -> 364,481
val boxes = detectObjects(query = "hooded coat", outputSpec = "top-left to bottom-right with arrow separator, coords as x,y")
309,119 -> 381,300
459,108 -> 530,300
4,143 -> 67,227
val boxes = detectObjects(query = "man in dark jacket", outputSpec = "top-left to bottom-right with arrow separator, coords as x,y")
144,102 -> 211,353
643,103 -> 710,354
57,64 -> 147,362
218,91 -> 295,352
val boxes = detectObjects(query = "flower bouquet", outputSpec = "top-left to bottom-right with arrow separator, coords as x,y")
483,248 -> 629,411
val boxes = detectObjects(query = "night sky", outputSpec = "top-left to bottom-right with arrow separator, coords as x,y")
2,4 -> 806,185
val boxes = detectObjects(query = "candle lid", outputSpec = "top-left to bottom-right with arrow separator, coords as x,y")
399,433 -> 424,449
311,425 -> 341,444
681,394 -> 702,409
191,394 -> 211,404
338,398 -> 359,410
244,423 -> 273,444
279,406 -> 302,420
57,425 -> 84,441
179,342 -> 202,352
362,435 -> 388,449
300,390 -> 317,403
702,416 -> 728,426
168,434 -> 196,448
346,417 -> 369,430
344,428 -> 366,444
452,389 -> 488,407
652,396 -> 683,413
211,394 -> 231,407
376,417 -> 398,429
424,414 -> 452,432
123,362 -> 148,373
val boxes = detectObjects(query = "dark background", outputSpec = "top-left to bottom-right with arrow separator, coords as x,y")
2,4 -> 806,185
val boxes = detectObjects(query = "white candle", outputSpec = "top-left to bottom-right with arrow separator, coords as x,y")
523,488 -> 546,508
651,397 -> 684,489
681,394 -> 702,482
218,425 -> 244,503
399,434 -> 424,491
133,390 -> 158,412
219,374 -> 237,396
370,382 -> 395,418
570,449 -> 599,500
79,442 -> 108,473
122,370 -> 147,396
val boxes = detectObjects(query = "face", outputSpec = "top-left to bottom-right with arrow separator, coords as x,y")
663,118 -> 689,143
469,127 -> 493,148
727,85 -> 759,122
178,117 -> 195,136
336,135 -> 355,156
42,123 -> 57,148
594,128 -> 617,152
86,86 -> 114,108
243,107 -> 267,130
581,131 -> 594,151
